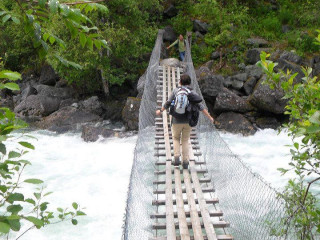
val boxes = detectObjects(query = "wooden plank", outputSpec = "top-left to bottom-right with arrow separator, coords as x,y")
149,235 -> 233,240
155,160 -> 205,166
153,186 -> 214,194
155,169 -> 207,175
152,198 -> 219,206
184,168 -> 204,240
150,210 -> 223,218
152,221 -> 230,230
177,67 -> 181,88
162,66 -> 176,240
189,143 -> 218,240
153,177 -> 211,185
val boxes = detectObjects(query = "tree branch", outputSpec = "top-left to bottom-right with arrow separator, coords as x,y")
302,177 -> 320,204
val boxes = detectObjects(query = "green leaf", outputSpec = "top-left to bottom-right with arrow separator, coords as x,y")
72,202 -> 78,210
3,83 -> 20,91
38,0 -> 46,8
43,32 -> 50,42
7,204 -> 23,214
25,198 -> 36,205
71,219 -> 78,225
49,36 -> 56,45
293,142 -> 299,150
76,211 -> 86,216
11,16 -> 20,24
87,37 -> 93,51
0,185 -> 7,193
8,218 -> 21,231
24,178 -> 43,184
19,160 -> 31,165
8,151 -> 21,159
94,39 -> 101,50
26,216 -> 44,227
7,193 -> 24,203
0,11 -> 6,17
309,111 -> 320,124
57,207 -> 64,213
0,222 -> 10,234
79,33 -> 87,48
48,0 -> 58,13
18,141 -> 35,150
44,191 -> 53,197
0,143 -> 6,155
34,192 -> 41,200
0,70 -> 21,80
2,14 -> 11,23
306,125 -> 320,133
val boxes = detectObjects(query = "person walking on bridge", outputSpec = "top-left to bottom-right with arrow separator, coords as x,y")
156,74 -> 214,169
167,34 -> 186,61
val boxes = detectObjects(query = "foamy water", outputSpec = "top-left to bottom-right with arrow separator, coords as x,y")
8,128 -> 296,239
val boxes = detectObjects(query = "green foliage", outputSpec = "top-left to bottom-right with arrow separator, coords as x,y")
257,50 -> 320,239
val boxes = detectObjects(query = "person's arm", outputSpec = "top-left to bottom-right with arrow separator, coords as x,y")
156,91 -> 175,115
167,39 -> 178,49
198,103 -> 214,123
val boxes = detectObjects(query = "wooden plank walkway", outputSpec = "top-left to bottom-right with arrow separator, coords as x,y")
152,65 -> 233,240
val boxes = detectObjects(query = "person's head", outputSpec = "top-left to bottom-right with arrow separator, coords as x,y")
179,34 -> 184,41
180,74 -> 191,86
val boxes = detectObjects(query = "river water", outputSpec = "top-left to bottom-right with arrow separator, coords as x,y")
13,129 -> 294,239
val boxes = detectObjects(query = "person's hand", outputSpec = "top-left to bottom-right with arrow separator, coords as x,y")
156,110 -> 162,116
166,46 -> 169,49
209,116 -> 215,124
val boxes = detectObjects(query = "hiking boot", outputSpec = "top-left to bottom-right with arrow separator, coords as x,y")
182,161 -> 189,169
173,156 -> 181,166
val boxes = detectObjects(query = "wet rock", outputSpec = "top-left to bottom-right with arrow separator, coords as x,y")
103,100 -> 126,121
36,106 -> 102,132
35,84 -> 75,100
193,20 -> 210,34
245,65 -> 263,80
39,65 -> 59,86
160,58 -> 181,67
199,74 -> 224,98
243,77 -> 257,95
246,38 -> 269,47
163,26 -> 177,42
279,51 -> 302,65
213,88 -> 255,113
122,97 -> 141,131
59,98 -> 78,109
14,95 -> 61,117
215,112 -> 257,135
81,126 -> 115,142
249,75 -> 287,114
163,4 -> 178,18
80,96 -> 103,115
246,48 -> 270,64
256,117 -> 281,129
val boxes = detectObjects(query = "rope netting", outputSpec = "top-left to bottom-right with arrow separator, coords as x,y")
122,30 -> 297,240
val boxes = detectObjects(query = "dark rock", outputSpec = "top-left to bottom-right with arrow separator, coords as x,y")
193,20 -> 210,34
55,79 -> 68,88
215,112 -> 257,135
80,96 -> 103,115
196,66 -> 212,81
275,58 -> 304,83
59,98 -> 77,109
238,63 -> 246,71
246,48 -> 270,64
122,97 -> 141,130
232,80 -> 244,90
0,97 -> 13,109
282,25 -> 291,33
35,84 -> 75,99
245,65 -> 263,80
232,73 -> 247,82
103,100 -> 126,121
223,77 -> 232,88
81,126 -> 115,142
270,49 -> 283,61
279,51 -> 302,64
243,77 -> 257,95
211,51 -> 221,60
249,75 -> 287,114
163,26 -> 177,42
36,106 -> 102,132
203,60 -> 214,70
137,71 -> 146,98
163,4 -> 178,18
246,38 -> 269,47
213,88 -> 255,113
195,31 -> 204,40
199,74 -> 224,98
256,117 -> 281,129
14,95 -> 61,117
161,44 -> 168,59
14,85 -> 37,105
39,65 -> 59,86
313,62 -> 320,76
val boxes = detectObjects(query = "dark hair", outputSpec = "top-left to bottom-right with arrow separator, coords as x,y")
180,74 -> 191,85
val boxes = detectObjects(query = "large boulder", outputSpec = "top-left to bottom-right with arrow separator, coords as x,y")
36,106 -> 102,133
231,73 -> 247,90
35,84 -> 75,99
122,97 -> 141,130
213,88 -> 254,113
195,66 -> 212,81
246,38 -> 269,47
163,4 -> 178,18
39,65 -> 59,86
13,85 -> 37,106
160,58 -> 181,67
199,74 -> 224,99
193,20 -> 210,34
81,126 -> 115,142
80,96 -> 103,116
275,58 -> 304,83
279,51 -> 302,65
163,26 -> 177,42
256,117 -> 281,130
245,65 -> 263,80
14,95 -> 61,117
246,48 -> 270,64
137,71 -> 146,98
215,112 -> 257,135
103,100 -> 126,121
249,75 -> 287,114
243,77 -> 257,95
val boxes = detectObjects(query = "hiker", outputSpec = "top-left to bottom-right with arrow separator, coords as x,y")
156,74 -> 214,169
167,34 -> 186,61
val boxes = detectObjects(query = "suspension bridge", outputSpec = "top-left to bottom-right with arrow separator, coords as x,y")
122,30 -> 296,240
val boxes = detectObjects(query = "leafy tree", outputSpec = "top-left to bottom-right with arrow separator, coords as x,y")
257,32 -> 320,238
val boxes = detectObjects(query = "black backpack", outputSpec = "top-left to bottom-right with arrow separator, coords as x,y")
186,92 -> 203,127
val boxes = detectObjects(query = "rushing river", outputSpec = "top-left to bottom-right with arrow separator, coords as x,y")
13,128 -> 294,239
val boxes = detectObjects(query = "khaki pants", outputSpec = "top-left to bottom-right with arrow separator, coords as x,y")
171,123 -> 192,162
